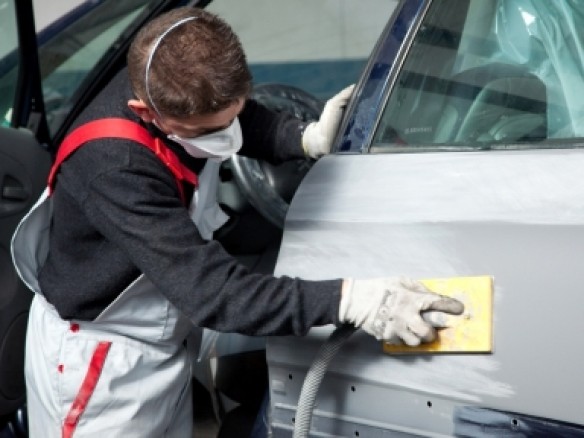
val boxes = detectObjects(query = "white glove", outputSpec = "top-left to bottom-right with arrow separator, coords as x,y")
302,84 -> 355,159
339,277 -> 464,346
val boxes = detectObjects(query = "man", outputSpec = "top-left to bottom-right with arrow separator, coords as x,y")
11,6 -> 463,437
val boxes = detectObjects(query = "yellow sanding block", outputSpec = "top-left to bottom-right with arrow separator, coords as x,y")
383,275 -> 493,354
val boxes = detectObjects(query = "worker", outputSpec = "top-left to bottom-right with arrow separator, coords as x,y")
11,6 -> 463,437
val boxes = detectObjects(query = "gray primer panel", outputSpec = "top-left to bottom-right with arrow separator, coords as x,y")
269,149 -> 584,435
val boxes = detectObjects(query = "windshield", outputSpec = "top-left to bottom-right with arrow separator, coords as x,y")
371,0 -> 584,152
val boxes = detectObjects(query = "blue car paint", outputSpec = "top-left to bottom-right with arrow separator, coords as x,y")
454,406 -> 584,437
36,1 -> 104,46
339,0 -> 425,153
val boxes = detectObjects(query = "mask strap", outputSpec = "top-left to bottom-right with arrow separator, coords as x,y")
144,16 -> 197,116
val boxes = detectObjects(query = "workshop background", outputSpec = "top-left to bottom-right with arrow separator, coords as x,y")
34,0 -> 398,100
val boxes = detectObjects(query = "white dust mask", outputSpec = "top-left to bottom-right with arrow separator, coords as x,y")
168,118 -> 243,161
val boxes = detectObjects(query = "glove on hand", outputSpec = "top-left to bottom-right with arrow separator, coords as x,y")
339,277 -> 464,346
302,84 -> 355,159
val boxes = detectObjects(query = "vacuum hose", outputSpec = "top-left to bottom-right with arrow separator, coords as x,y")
292,324 -> 357,438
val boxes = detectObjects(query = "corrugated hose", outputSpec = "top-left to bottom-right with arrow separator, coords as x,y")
292,324 -> 357,438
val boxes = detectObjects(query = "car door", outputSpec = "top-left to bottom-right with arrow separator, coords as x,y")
269,0 -> 584,436
0,0 -> 51,417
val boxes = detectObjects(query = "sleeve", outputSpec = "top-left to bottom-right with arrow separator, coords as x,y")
238,99 -> 310,164
82,146 -> 341,336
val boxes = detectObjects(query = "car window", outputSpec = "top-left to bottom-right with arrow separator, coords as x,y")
0,0 -> 19,126
36,1 -> 152,136
39,1 -> 148,132
206,0 -> 398,101
371,0 -> 584,152
0,0 -> 154,136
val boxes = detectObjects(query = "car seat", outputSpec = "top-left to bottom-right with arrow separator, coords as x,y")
434,62 -> 547,144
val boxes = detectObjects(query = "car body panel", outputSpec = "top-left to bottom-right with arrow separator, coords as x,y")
269,149 -> 584,435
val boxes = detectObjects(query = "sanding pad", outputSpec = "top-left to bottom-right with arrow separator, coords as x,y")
383,275 -> 494,354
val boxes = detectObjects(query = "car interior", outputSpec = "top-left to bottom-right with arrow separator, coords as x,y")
0,128 -> 51,437
436,62 -> 547,144
372,0 -> 581,152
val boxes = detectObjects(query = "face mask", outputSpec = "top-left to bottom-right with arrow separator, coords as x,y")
167,118 -> 243,161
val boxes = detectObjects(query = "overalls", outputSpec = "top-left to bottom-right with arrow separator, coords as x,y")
11,119 -> 228,437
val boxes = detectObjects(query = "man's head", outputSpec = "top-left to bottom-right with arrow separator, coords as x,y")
127,7 -> 251,136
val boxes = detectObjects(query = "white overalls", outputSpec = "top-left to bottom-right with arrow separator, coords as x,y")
11,119 -> 229,437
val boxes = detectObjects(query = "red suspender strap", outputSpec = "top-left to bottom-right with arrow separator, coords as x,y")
61,341 -> 111,438
48,118 -> 198,203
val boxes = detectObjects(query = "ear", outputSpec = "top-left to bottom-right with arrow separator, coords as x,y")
127,99 -> 156,123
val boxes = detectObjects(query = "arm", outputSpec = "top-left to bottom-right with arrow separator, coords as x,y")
238,85 -> 355,163
238,98 -> 309,163
78,142 -> 342,336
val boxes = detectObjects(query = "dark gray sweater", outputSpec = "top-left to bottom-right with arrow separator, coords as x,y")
38,68 -> 341,336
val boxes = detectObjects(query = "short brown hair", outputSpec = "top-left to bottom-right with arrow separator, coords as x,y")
127,7 -> 252,117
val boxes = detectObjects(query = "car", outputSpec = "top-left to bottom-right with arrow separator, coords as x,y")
2,0 -> 584,437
